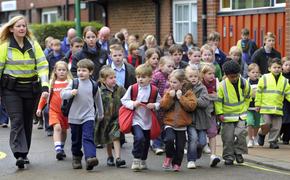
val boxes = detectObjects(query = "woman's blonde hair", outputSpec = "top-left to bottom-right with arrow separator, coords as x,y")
99,65 -> 115,83
0,15 -> 33,43
200,63 -> 215,80
50,60 -> 72,87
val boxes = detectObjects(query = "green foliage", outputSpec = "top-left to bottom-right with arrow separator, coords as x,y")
29,21 -> 103,48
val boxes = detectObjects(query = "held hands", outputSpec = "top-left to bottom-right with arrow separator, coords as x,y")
133,101 -> 142,108
218,115 -> 225,122
176,90 -> 182,99
36,109 -> 42,117
41,92 -> 49,99
71,89 -> 78,96
255,107 -> 260,112
146,103 -> 155,110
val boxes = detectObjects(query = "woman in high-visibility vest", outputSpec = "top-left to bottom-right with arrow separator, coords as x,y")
0,15 -> 49,169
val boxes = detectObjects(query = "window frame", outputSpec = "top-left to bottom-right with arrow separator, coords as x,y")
41,8 -> 58,24
172,0 -> 198,44
220,0 -> 286,12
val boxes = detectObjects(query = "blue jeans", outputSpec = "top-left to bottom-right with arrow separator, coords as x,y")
187,126 -> 207,161
70,120 -> 96,159
0,104 -> 9,124
132,125 -> 150,160
152,135 -> 164,149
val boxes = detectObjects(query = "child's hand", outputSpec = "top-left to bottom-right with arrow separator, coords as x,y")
255,107 -> 260,112
218,115 -> 224,122
146,103 -> 155,110
169,90 -> 176,97
209,91 -> 217,97
36,109 -> 42,117
71,89 -> 78,96
133,101 -> 141,108
41,92 -> 49,99
176,90 -> 182,99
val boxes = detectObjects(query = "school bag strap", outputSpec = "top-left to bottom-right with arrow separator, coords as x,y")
130,83 -> 158,103
61,78 -> 79,117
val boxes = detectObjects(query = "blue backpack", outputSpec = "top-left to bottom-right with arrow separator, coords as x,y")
61,78 -> 98,117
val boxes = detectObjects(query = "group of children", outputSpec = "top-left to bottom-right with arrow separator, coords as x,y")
33,26 -> 290,173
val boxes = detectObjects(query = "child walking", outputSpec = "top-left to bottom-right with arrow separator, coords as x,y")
36,61 -> 72,160
121,64 -> 161,171
94,66 -> 127,167
185,66 -> 211,169
161,69 -> 197,171
61,59 -> 104,170
247,63 -> 261,148
215,60 -> 251,165
151,56 -> 175,155
256,58 -> 290,149
200,63 -> 221,167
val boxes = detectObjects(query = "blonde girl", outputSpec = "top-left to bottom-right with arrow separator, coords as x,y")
200,63 -> 221,167
94,66 -> 127,168
161,69 -> 197,171
201,44 -> 222,81
145,48 -> 161,72
36,61 -> 72,160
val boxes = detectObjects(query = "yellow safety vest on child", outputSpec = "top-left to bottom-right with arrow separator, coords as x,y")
215,77 -> 251,122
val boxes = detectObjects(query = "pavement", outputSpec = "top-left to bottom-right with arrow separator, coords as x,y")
215,135 -> 290,171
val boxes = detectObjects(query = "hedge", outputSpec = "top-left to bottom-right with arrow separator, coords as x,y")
29,21 -> 103,48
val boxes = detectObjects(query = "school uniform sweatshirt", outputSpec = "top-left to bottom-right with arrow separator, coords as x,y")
61,78 -> 104,124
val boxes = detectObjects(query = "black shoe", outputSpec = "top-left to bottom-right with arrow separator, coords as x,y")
37,123 -> 43,129
86,157 -> 99,170
283,141 -> 289,145
96,144 -> 104,149
116,158 -> 126,168
46,130 -> 53,136
56,151 -> 64,160
23,157 -> 30,164
224,160 -> 234,165
258,134 -> 266,146
1,123 -> 8,128
235,154 -> 244,164
16,157 -> 25,169
107,156 -> 115,166
269,142 -> 279,149
33,119 -> 39,125
72,156 -> 82,169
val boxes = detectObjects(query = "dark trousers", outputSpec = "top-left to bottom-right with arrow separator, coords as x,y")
0,103 -> 9,124
70,120 -> 96,159
280,123 -> 290,142
163,128 -> 186,166
132,125 -> 150,160
43,105 -> 53,132
2,89 -> 38,159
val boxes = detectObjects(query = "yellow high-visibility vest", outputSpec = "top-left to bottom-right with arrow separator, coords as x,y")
215,77 -> 251,122
255,73 -> 290,115
0,39 -> 49,88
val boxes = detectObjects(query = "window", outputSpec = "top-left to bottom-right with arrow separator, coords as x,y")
173,0 -> 197,44
221,0 -> 285,11
41,8 -> 58,24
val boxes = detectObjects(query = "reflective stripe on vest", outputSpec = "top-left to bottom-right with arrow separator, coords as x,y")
224,111 -> 247,120
222,78 -> 246,106
260,106 -> 283,111
222,81 -> 229,103
263,75 -> 287,96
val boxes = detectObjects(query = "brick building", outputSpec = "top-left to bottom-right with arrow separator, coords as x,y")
0,0 -> 289,57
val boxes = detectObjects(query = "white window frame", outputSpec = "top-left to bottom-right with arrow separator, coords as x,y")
173,0 -> 198,44
220,0 -> 286,12
41,8 -> 58,24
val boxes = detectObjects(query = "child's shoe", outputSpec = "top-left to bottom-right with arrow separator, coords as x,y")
107,156 -> 115,166
116,158 -> 126,168
173,164 -> 181,172
162,157 -> 172,169
131,158 -> 141,171
140,160 -> 147,170
203,144 -> 211,154
153,148 -> 164,155
235,154 -> 244,164
269,142 -> 279,149
258,134 -> 265,146
86,157 -> 99,170
56,150 -> 66,160
187,161 -> 196,169
72,156 -> 82,169
247,139 -> 254,148
209,154 -> 221,167
253,136 -> 259,146
16,157 -> 25,169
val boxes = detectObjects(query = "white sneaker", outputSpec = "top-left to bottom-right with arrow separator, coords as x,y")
153,148 -> 164,155
131,159 -> 141,171
247,139 -> 254,148
203,144 -> 211,154
209,155 -> 221,167
187,161 -> 196,169
253,136 -> 259,146
140,160 -> 147,170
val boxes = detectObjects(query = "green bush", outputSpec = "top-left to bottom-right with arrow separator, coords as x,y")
29,21 -> 103,48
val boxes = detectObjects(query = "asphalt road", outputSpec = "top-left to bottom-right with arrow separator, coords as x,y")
0,126 -> 289,180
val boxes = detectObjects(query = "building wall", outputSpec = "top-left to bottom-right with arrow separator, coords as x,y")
286,0 -> 290,58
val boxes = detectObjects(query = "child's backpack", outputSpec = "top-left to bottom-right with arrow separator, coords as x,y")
119,83 -> 161,139
61,78 -> 98,117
